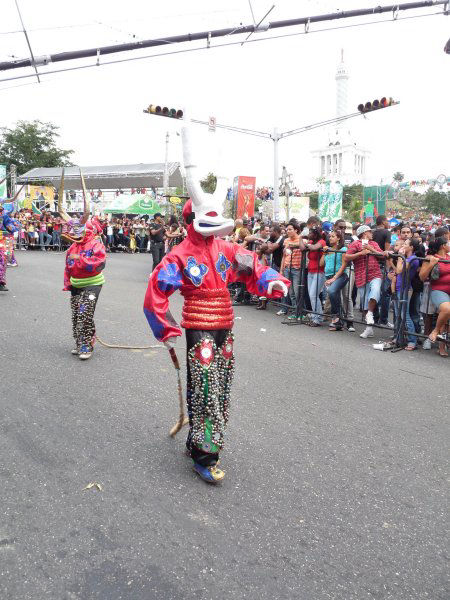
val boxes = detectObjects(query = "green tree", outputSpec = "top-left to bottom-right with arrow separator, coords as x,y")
343,184 -> 363,212
344,197 -> 363,223
0,120 -> 74,175
424,189 -> 449,215
308,191 -> 318,211
200,172 -> 217,194
393,171 -> 404,182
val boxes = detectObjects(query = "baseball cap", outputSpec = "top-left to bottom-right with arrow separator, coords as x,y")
345,221 -> 353,235
356,224 -> 371,238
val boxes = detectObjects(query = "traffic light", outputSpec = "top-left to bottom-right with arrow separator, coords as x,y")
143,104 -> 183,119
357,97 -> 396,113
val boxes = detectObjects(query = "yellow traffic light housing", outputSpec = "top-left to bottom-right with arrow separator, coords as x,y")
143,104 -> 183,119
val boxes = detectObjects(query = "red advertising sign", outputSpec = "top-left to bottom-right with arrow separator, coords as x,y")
234,176 -> 256,220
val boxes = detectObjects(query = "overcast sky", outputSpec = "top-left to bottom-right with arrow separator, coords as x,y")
1,0 -> 449,190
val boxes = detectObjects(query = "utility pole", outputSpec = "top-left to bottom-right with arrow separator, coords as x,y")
280,166 -> 294,221
9,164 -> 17,201
163,131 -> 169,197
272,128 -> 280,221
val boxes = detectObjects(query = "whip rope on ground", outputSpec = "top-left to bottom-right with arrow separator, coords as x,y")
95,335 -> 163,350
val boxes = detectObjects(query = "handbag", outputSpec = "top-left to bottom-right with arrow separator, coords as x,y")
430,263 -> 440,281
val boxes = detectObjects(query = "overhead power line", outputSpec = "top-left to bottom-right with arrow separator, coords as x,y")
0,9 -> 444,87
0,1 -> 447,73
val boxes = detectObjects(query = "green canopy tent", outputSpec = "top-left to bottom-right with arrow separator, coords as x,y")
103,193 -> 162,215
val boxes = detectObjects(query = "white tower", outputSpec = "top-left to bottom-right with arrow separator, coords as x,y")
311,50 -> 369,185
336,49 -> 348,117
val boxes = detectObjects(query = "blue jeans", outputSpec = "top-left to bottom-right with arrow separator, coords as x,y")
326,273 -> 349,317
409,291 -> 421,334
394,294 -> 417,346
282,267 -> 301,313
358,277 -> 382,311
52,230 -> 61,248
39,231 -> 52,248
405,303 -> 417,346
307,272 -> 326,323
379,276 -> 392,325
430,289 -> 450,308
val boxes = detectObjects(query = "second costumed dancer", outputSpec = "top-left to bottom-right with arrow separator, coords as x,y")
59,169 -> 106,360
143,118 -> 290,484
0,205 -> 20,292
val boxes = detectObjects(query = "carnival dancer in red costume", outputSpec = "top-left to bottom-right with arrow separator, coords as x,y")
143,117 -> 290,484
59,168 -> 106,361
0,205 -> 16,291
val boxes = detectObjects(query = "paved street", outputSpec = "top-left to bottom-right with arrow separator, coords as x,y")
1,251 -> 448,600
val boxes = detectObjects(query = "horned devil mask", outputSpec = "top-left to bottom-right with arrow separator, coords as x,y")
58,167 -> 91,243
181,115 -> 234,238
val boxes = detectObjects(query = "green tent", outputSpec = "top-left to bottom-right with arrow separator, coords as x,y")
104,193 -> 161,215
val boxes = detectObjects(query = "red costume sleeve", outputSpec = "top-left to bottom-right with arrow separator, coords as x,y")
230,244 -> 290,298
143,255 -> 183,342
63,266 -> 71,291
63,242 -> 75,291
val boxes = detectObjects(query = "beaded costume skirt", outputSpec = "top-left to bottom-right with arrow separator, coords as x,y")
185,329 -> 235,466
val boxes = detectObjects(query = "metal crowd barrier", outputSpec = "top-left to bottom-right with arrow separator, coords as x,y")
277,247 -> 449,353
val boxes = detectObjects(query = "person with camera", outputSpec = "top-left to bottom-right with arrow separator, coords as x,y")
419,235 -> 450,357
394,237 -> 422,350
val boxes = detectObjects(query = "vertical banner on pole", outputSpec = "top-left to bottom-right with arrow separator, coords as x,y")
0,165 -> 7,200
234,176 -> 256,220
318,181 -> 343,221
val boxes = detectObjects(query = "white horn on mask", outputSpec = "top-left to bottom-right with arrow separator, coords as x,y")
181,112 -> 207,209
79,167 -> 90,224
212,175 -> 229,206
57,167 -> 70,222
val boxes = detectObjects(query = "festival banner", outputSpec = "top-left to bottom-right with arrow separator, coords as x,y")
0,165 -> 7,200
278,196 -> 310,223
23,185 -> 55,210
234,176 -> 256,220
318,181 -> 343,222
289,196 -> 310,222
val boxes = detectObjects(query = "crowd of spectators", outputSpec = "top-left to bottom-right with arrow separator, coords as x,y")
9,209 -> 187,259
228,214 -> 450,357
8,206 -> 449,356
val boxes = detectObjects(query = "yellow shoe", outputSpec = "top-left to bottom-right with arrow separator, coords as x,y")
193,462 -> 225,484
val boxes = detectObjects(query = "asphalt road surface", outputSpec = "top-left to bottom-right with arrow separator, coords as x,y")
1,251 -> 448,600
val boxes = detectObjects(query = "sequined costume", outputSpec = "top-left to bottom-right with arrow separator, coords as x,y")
63,219 -> 106,355
143,200 -> 289,468
0,233 -> 7,288
0,211 -> 19,289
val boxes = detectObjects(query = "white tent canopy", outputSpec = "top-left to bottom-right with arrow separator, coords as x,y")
17,163 -> 183,190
